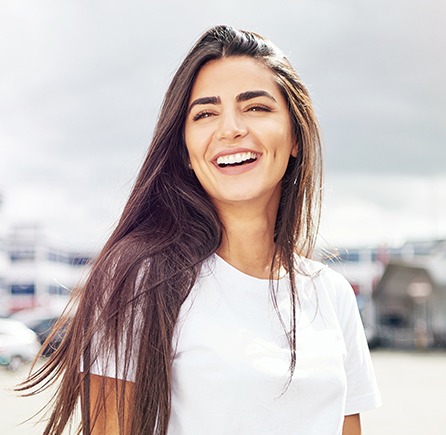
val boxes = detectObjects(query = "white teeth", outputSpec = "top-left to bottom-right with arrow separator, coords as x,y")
216,152 -> 258,166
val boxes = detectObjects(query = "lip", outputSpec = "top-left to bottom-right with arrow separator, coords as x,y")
211,147 -> 262,175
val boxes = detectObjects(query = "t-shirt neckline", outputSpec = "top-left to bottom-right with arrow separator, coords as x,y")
213,253 -> 289,284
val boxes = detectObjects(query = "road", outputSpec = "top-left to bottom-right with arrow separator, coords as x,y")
1,350 -> 445,434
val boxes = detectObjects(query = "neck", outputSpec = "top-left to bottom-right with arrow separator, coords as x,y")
215,197 -> 281,279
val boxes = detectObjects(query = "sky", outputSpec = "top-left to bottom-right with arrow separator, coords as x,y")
0,0 -> 445,252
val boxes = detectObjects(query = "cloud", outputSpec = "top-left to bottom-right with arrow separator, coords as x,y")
320,174 -> 446,247
0,0 -> 445,249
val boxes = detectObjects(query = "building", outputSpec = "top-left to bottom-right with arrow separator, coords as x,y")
0,235 -> 9,316
0,224 -> 93,316
373,243 -> 446,349
320,241 -> 446,347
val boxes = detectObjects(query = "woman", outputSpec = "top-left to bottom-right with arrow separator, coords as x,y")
21,25 -> 381,434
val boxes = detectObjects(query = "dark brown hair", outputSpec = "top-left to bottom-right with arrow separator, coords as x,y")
19,25 -> 322,434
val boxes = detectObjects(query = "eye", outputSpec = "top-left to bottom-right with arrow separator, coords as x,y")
192,110 -> 215,121
246,104 -> 271,113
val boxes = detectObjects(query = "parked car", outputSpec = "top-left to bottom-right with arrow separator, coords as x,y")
11,307 -> 67,356
0,318 -> 41,371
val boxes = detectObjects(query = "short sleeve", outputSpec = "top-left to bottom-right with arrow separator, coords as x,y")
81,305 -> 143,383
329,271 -> 382,415
82,265 -> 150,383
88,329 -> 138,382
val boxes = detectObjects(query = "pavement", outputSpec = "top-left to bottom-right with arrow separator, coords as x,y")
362,350 -> 446,435
1,350 -> 446,434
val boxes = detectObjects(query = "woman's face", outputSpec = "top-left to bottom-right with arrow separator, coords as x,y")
184,56 -> 296,210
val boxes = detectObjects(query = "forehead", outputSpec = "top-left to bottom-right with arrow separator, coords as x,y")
189,56 -> 281,100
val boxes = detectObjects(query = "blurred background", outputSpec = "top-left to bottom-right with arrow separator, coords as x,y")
0,0 -> 445,434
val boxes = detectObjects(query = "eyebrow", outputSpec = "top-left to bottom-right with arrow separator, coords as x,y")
188,96 -> 221,113
188,90 -> 277,113
236,90 -> 277,103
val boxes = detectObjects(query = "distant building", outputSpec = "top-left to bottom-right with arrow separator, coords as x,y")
322,240 -> 446,299
0,224 -> 94,315
0,236 -> 9,316
373,244 -> 446,349
320,241 -> 446,348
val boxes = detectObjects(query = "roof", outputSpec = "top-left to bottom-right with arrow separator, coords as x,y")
374,255 -> 446,300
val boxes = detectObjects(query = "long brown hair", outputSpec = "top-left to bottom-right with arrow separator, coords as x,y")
19,25 -> 322,434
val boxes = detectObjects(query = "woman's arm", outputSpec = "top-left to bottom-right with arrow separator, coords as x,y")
343,414 -> 361,435
84,374 -> 135,434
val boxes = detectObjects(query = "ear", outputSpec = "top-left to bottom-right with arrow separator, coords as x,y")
290,142 -> 298,158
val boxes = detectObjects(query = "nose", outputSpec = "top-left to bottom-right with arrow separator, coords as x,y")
216,110 -> 248,142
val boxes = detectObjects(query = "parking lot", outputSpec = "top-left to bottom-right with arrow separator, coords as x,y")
1,350 -> 446,434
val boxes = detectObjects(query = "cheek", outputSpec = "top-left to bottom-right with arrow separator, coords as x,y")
184,128 -> 211,161
184,133 -> 199,160
274,130 -> 295,159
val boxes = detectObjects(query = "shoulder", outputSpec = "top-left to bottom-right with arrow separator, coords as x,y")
295,256 -> 351,290
294,256 -> 356,308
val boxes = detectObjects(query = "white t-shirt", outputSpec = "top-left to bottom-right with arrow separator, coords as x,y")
91,254 -> 381,434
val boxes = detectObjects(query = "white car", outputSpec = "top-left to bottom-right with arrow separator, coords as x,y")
0,318 -> 41,371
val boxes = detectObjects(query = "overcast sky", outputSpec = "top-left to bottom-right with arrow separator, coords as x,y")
0,0 -> 445,251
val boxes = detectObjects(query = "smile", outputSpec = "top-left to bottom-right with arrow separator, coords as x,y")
216,152 -> 259,168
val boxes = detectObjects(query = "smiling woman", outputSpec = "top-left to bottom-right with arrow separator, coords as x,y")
185,57 -> 296,208
18,25 -> 381,435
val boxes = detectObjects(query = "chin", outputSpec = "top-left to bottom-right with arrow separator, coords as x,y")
213,190 -> 273,206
